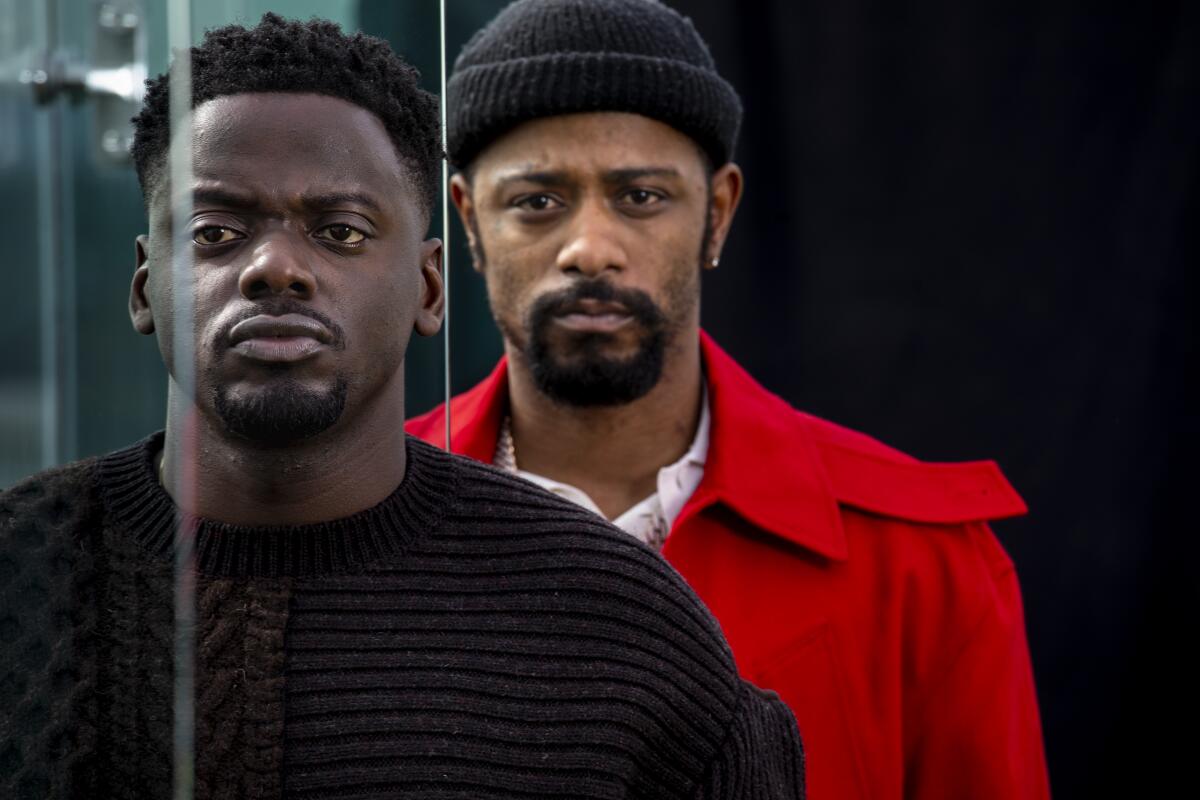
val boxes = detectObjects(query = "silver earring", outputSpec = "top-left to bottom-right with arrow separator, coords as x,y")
710,257 -> 720,268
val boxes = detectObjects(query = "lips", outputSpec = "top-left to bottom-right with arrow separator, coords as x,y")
552,298 -> 634,333
228,313 -> 333,363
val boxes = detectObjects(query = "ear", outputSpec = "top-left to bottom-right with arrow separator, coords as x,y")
413,237 -> 445,338
705,163 -> 745,269
449,172 -> 484,274
130,235 -> 156,334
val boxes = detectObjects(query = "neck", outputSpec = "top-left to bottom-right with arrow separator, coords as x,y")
160,375 -> 408,526
506,328 -> 704,520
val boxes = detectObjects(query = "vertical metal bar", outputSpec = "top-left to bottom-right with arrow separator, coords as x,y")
34,69 -> 59,467
56,72 -> 78,464
166,1 -> 195,798
439,0 -> 452,451
34,0 -> 73,468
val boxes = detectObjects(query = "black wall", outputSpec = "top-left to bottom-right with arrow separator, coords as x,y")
670,1 -> 1198,796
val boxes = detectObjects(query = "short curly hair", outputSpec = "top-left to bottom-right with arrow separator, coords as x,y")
132,13 -> 441,213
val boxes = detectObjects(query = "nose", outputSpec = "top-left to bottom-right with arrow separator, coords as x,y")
237,232 -> 316,300
555,202 -> 628,278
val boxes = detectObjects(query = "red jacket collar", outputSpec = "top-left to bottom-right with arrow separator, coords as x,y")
424,332 -> 848,561
686,332 -> 847,560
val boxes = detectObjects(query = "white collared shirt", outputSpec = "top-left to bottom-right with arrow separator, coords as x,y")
494,393 -> 711,550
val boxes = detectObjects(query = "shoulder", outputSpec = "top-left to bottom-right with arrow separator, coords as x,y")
798,421 -> 1038,699
0,460 -> 105,684
424,442 -> 762,773
415,434 -> 686,556
701,332 -> 1025,530
435,439 -> 738,653
1,457 -> 105,542
1,457 -> 118,798
794,417 -> 1025,634
445,445 -> 710,580
0,435 -> 158,574
441,443 -> 612,528
443,443 -> 675,561
1,457 -> 108,620
800,412 -> 1028,525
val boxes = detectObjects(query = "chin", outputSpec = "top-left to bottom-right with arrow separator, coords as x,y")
529,332 -> 665,408
213,377 -> 348,444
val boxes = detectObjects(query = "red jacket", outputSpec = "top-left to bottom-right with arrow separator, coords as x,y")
407,332 -> 1051,800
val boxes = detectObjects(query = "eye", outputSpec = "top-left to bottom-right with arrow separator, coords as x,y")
193,226 -> 242,245
620,188 -> 665,206
514,193 -> 562,212
315,223 -> 367,244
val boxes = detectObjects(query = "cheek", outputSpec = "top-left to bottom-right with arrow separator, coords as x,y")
191,273 -> 236,356
479,219 -> 548,302
483,252 -> 542,327
649,229 -> 703,320
485,265 -> 520,317
354,271 -> 414,360
663,263 -> 701,324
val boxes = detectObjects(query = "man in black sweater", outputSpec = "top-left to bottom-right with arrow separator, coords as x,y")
0,14 -> 803,800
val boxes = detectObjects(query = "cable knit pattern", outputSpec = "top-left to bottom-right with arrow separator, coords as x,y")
1,433 -> 804,799
195,578 -> 291,800
97,511 -> 174,798
0,461 -> 102,799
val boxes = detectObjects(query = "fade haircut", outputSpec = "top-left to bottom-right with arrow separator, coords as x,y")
131,13 -> 441,214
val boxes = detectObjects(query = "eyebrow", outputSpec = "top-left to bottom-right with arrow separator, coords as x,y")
192,187 -> 258,210
495,170 -> 570,189
494,166 -> 684,188
189,187 -> 384,216
300,191 -> 384,215
602,167 -> 683,183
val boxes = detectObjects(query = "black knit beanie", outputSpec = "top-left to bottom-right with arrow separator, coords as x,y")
447,0 -> 742,168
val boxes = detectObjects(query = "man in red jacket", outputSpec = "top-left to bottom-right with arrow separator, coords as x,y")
409,1 -> 1051,796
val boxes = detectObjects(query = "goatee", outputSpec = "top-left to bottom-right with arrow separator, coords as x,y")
524,280 -> 668,407
214,377 -> 348,444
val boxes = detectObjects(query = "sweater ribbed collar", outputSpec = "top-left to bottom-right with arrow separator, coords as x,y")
98,431 -> 455,578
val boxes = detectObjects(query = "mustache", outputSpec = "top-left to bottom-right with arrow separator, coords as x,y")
528,280 -> 666,329
218,300 -> 346,350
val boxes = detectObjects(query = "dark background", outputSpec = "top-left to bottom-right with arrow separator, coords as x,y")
667,1 -> 1196,797
393,1 -> 1197,796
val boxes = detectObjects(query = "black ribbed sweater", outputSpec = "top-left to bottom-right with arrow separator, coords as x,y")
1,433 -> 803,799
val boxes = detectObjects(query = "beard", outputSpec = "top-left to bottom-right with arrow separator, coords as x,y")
519,280 -> 673,408
213,375 -> 348,444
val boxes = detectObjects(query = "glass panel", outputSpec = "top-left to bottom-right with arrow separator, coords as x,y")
365,0 -> 508,416
0,0 -> 513,479
63,0 -> 162,464
0,0 -> 54,484
1,0 -> 166,483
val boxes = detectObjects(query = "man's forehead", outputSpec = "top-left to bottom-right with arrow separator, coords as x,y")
191,93 -> 404,176
188,179 -> 386,213
144,93 -> 414,216
472,112 -> 708,183
193,91 -> 379,128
